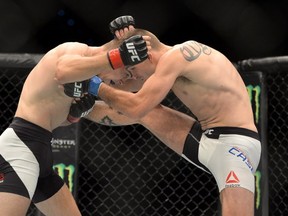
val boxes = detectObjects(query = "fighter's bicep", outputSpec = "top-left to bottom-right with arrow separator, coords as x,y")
133,53 -> 182,108
137,72 -> 174,105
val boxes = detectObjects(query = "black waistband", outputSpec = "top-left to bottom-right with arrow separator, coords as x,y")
9,117 -> 52,143
203,127 -> 259,140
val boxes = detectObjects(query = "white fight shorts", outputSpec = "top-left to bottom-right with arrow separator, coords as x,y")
182,122 -> 261,193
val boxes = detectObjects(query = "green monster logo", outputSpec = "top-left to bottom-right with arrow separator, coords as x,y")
246,85 -> 261,123
53,163 -> 75,193
246,84 -> 262,210
254,170 -> 261,209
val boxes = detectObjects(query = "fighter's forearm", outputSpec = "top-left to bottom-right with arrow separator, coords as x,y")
55,54 -> 111,84
98,83 -> 151,119
85,100 -> 138,126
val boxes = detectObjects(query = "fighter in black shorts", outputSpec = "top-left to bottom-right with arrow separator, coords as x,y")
0,117 -> 64,202
0,16 -> 148,215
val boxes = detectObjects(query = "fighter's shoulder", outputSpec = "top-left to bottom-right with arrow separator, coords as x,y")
56,41 -> 88,48
53,42 -> 91,55
176,40 -> 212,52
159,41 -> 199,62
172,40 -> 214,61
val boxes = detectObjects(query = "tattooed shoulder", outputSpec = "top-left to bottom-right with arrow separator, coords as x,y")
179,41 -> 212,62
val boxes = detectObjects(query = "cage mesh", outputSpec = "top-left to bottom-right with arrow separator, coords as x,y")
0,66 -> 287,215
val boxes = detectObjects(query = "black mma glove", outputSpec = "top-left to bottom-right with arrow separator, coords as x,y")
67,94 -> 96,123
107,35 -> 148,69
63,80 -> 89,98
109,15 -> 135,37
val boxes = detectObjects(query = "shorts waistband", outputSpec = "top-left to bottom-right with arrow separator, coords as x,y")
9,117 -> 52,143
203,127 -> 259,140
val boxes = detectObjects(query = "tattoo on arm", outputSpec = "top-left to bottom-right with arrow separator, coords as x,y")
100,116 -> 118,126
99,110 -> 125,126
180,41 -> 212,62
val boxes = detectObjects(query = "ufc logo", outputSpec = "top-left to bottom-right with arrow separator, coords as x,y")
204,129 -> 214,135
126,42 -> 141,62
73,82 -> 82,97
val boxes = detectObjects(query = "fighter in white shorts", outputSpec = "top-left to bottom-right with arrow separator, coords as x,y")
182,121 -> 261,193
80,96 -> 261,194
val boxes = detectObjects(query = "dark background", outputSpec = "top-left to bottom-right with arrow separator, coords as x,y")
0,0 -> 287,61
1,1 -> 288,215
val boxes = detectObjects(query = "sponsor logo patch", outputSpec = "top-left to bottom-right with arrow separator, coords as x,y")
225,171 -> 240,188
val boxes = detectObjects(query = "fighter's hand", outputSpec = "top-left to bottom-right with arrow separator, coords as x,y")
63,80 -> 89,98
67,94 -> 96,123
107,35 -> 150,69
109,15 -> 135,39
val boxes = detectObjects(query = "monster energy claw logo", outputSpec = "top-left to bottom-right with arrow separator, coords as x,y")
255,170 -> 261,209
53,163 -> 75,193
246,85 -> 261,123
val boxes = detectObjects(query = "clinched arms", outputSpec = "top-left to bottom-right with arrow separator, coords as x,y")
64,15 -> 141,122
64,33 -> 148,98
63,15 -> 142,98
64,76 -> 102,98
64,76 -> 102,123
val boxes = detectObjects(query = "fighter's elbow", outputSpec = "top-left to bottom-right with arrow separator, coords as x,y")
55,58 -> 70,84
123,97 -> 150,119
127,107 -> 147,120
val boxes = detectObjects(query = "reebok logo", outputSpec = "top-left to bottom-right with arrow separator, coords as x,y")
126,42 -> 141,62
226,171 -> 240,183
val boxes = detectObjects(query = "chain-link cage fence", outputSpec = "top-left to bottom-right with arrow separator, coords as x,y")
77,92 -> 219,216
0,55 -> 287,215
265,71 -> 288,216
237,57 -> 288,216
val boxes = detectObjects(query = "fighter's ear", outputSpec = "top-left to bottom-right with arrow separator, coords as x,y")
148,53 -> 153,63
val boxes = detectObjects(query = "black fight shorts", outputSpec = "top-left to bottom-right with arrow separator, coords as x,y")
0,117 -> 64,203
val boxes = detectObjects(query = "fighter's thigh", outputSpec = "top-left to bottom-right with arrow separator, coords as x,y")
199,136 -> 256,193
220,187 -> 254,216
35,184 -> 81,216
0,192 -> 31,216
0,129 -> 40,199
